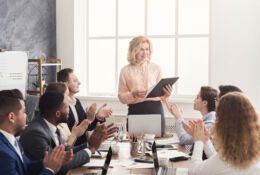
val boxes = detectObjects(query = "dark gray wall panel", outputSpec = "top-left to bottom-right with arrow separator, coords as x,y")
0,0 -> 56,58
0,0 -> 57,86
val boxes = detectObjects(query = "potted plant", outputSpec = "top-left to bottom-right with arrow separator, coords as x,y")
32,80 -> 40,91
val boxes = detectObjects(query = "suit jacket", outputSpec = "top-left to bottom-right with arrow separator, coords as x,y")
0,133 -> 53,175
20,117 -> 90,175
68,98 -> 105,146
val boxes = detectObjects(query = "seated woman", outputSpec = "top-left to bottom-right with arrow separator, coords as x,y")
189,92 -> 260,175
166,86 -> 218,145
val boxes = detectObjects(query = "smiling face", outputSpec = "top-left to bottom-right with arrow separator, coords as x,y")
67,72 -> 81,95
135,42 -> 150,64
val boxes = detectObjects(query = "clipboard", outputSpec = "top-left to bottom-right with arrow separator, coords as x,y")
146,77 -> 179,98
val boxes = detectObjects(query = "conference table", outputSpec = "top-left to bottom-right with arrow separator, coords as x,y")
67,135 -> 190,175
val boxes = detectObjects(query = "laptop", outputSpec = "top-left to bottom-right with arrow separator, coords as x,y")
84,146 -> 113,175
152,142 -> 188,175
128,114 -> 162,137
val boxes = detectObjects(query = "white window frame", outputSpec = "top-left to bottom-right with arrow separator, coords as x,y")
74,0 -> 211,101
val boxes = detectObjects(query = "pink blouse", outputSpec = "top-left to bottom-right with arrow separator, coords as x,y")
118,62 -> 162,104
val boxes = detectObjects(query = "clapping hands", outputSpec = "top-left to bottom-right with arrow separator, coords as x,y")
86,103 -> 97,122
86,103 -> 112,120
88,123 -> 118,153
182,120 -> 209,143
165,101 -> 183,119
71,119 -> 90,137
95,104 -> 112,119
43,145 -> 73,174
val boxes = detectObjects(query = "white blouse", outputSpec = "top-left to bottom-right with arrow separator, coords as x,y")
118,62 -> 162,104
189,141 -> 260,175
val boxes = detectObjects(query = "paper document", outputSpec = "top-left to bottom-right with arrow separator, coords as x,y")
91,151 -> 107,158
156,138 -> 179,145
146,149 -> 190,159
176,168 -> 189,175
98,140 -> 116,151
84,159 -> 118,168
119,160 -> 154,169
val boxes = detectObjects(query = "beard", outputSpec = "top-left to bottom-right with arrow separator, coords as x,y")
57,112 -> 68,124
14,124 -> 26,137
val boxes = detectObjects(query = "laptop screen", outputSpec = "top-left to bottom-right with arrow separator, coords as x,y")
152,141 -> 160,173
128,114 -> 162,137
101,147 -> 112,175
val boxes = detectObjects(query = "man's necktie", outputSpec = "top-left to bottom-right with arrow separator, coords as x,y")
56,128 -> 62,145
14,139 -> 23,162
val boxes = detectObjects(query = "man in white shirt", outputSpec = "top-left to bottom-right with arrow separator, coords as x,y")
57,68 -> 114,146
0,89 -> 71,175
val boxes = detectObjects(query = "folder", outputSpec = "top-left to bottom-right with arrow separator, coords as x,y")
146,77 -> 179,98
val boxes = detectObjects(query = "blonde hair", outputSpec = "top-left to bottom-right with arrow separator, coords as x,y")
214,92 -> 260,169
127,36 -> 153,65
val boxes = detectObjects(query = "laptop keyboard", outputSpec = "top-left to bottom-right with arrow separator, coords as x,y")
160,167 -> 176,175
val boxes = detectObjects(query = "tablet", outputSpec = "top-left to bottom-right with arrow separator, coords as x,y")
146,77 -> 179,98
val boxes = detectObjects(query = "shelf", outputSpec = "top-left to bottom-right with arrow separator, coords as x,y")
27,58 -> 62,95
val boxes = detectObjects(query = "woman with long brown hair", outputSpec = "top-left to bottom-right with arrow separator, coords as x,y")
189,92 -> 260,174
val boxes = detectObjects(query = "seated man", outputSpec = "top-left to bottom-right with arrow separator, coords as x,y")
45,82 -> 90,146
57,68 -> 113,146
20,92 -> 89,174
20,92 -> 117,174
0,89 -> 71,175
44,83 -> 117,152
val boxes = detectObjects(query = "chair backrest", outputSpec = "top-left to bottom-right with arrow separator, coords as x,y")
25,95 -> 40,122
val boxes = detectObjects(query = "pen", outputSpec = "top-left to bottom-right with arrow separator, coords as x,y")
134,158 -> 153,164
97,150 -> 102,157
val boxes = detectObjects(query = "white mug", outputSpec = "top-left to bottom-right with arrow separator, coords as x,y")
111,144 -> 120,155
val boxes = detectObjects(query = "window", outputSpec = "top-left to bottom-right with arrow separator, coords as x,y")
75,0 -> 210,97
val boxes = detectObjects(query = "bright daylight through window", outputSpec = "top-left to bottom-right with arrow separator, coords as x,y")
78,0 -> 209,98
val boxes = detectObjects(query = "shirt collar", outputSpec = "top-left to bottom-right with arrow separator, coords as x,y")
70,96 -> 77,106
43,118 -> 57,135
0,129 -> 16,146
203,111 -> 216,121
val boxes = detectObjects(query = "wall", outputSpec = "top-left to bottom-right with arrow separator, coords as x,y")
0,0 -> 57,84
0,0 -> 56,58
210,0 -> 260,110
56,0 -> 74,69
57,0 -> 260,118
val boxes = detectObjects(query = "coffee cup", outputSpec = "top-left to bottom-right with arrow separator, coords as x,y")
111,144 -> 120,155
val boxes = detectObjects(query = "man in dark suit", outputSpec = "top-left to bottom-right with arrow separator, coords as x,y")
57,68 -> 113,146
20,92 -> 97,174
0,89 -> 70,175
20,92 -> 115,174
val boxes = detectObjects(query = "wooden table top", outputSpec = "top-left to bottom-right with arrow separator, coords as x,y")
67,135 -> 190,175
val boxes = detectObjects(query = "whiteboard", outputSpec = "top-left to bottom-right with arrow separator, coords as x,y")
0,51 -> 28,97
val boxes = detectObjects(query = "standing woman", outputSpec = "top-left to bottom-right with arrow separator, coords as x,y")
118,36 -> 172,136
